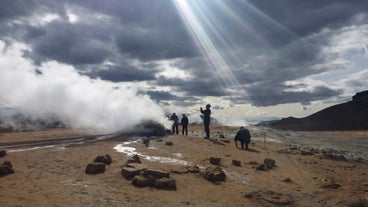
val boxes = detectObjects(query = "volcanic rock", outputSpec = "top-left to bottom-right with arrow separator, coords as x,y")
94,154 -> 112,165
264,158 -> 276,169
85,162 -> 106,175
154,177 -> 177,190
203,166 -> 226,183
124,154 -> 141,166
132,175 -> 150,187
142,169 -> 170,179
184,165 -> 200,173
0,161 -> 14,177
122,167 -> 144,179
0,150 -> 6,157
232,159 -> 241,166
256,164 -> 266,171
209,157 -> 221,165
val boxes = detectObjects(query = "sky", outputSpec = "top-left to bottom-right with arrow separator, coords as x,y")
1,0 -> 368,130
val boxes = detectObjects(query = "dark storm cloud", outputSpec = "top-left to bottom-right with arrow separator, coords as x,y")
1,0 -> 366,108
94,66 -> 156,82
248,0 -> 368,36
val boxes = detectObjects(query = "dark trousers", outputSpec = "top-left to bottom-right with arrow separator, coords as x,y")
172,124 -> 178,134
182,125 -> 188,135
204,121 -> 210,138
241,142 -> 249,149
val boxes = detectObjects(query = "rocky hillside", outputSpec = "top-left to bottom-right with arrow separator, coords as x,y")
270,90 -> 368,131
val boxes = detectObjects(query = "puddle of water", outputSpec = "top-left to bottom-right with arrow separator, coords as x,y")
8,145 -> 57,152
114,142 -> 190,165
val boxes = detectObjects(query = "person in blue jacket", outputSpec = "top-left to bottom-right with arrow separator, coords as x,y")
200,104 -> 211,139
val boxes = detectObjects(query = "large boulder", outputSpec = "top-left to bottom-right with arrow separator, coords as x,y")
122,166 -> 145,179
85,162 -> 106,175
154,177 -> 176,190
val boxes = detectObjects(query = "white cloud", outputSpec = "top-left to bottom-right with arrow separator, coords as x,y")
155,59 -> 193,79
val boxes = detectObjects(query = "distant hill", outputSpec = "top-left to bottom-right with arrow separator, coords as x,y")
270,90 -> 368,131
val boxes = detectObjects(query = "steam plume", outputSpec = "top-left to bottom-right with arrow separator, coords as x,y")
0,41 -> 169,133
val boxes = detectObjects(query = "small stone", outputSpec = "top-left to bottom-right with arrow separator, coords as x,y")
209,157 -> 221,165
0,150 -> 6,158
232,160 -> 241,166
264,158 -> 276,169
282,177 -> 292,183
256,164 -> 266,171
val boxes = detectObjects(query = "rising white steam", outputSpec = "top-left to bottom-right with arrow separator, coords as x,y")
0,40 -> 169,133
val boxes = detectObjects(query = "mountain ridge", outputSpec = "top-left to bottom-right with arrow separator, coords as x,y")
269,90 -> 368,131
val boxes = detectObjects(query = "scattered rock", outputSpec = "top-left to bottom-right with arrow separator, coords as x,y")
165,141 -> 173,146
142,169 -> 170,179
0,161 -> 14,177
209,157 -> 221,165
132,175 -> 150,187
0,150 -> 6,158
282,177 -> 292,183
154,177 -> 177,190
122,166 -> 144,179
248,161 -> 258,165
184,165 -> 200,173
85,162 -> 106,175
203,166 -> 226,183
256,164 -> 266,171
320,177 -> 341,189
264,158 -> 276,169
232,160 -> 241,166
219,134 -> 225,138
244,190 -> 294,206
94,154 -> 112,165
124,154 -> 141,166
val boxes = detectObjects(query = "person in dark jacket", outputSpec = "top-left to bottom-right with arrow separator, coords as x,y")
234,126 -> 251,149
181,114 -> 189,135
200,104 -> 211,139
169,113 -> 179,134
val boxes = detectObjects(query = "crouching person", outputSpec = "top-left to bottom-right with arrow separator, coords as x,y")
234,126 -> 251,150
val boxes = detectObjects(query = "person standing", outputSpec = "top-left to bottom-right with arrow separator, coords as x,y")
234,126 -> 251,150
200,104 -> 211,139
181,114 -> 189,135
169,113 -> 179,134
